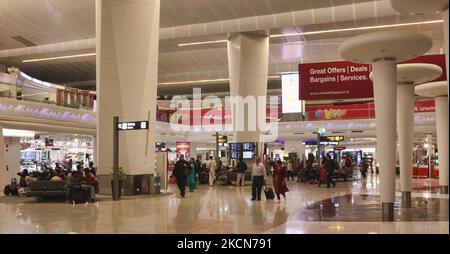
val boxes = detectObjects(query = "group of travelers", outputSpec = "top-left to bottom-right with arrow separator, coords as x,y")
4,160 -> 98,203
172,155 -> 289,202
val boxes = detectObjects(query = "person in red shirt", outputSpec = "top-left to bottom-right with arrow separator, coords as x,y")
272,160 -> 289,201
81,168 -> 98,202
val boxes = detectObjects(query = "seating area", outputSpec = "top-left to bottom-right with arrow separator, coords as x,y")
25,181 -> 93,203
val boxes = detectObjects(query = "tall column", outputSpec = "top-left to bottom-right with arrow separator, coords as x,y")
0,125 -> 7,189
435,96 -> 449,193
372,59 -> 397,220
227,32 -> 269,157
397,84 -> 414,207
96,0 -> 159,177
426,133 -> 434,179
92,136 -> 97,166
444,9 -> 449,92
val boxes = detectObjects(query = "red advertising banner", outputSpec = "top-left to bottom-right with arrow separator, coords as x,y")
306,100 -> 435,120
299,61 -> 373,100
305,103 -> 375,121
414,100 -> 436,113
299,54 -> 447,101
156,105 -> 281,125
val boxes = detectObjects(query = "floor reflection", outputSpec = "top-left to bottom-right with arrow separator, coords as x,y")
296,194 -> 449,222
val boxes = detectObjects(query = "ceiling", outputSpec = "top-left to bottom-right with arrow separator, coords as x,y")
0,0 -> 446,96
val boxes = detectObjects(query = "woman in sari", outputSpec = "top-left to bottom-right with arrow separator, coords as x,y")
187,158 -> 197,192
273,160 -> 289,201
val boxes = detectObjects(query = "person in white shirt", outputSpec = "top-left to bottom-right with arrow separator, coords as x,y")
206,156 -> 217,186
251,157 -> 266,201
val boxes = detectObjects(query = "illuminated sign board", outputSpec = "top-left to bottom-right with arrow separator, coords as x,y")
117,121 -> 149,131
282,74 -> 303,113
217,135 -> 228,147
334,146 -> 346,151
320,136 -> 344,142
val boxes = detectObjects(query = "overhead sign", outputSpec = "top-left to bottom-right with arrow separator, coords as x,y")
176,141 -> 190,157
320,136 -> 345,142
217,135 -> 228,146
334,146 -> 346,151
299,60 -> 373,100
304,139 -> 317,146
299,54 -> 446,101
320,141 -> 339,146
117,121 -> 149,131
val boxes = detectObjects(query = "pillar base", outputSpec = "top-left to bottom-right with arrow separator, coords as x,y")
382,202 -> 394,221
401,191 -> 412,208
440,186 -> 449,194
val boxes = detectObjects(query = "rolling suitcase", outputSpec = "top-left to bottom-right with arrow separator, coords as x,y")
264,186 -> 275,200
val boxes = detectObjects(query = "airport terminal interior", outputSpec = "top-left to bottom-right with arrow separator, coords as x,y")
0,0 -> 448,234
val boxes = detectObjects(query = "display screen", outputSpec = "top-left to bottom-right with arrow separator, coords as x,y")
231,151 -> 240,159
242,143 -> 254,151
282,74 -> 303,113
242,151 -> 254,159
230,143 -> 242,150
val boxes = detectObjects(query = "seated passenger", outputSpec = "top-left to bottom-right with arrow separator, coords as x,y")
81,168 -> 98,201
66,171 -> 82,202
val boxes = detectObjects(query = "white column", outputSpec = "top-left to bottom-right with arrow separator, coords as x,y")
92,136 -> 97,166
397,84 -> 414,207
372,59 -> 397,220
435,96 -> 449,193
227,32 -> 269,157
444,9 -> 449,93
96,0 -> 159,176
0,125 -> 7,190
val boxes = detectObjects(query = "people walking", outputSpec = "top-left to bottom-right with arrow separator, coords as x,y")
236,158 -> 248,186
206,156 -> 217,186
187,158 -> 197,192
273,160 -> 288,201
173,155 -> 189,197
251,157 -> 266,201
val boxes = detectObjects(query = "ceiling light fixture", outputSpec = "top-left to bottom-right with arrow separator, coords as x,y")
176,20 -> 442,47
22,53 -> 96,63
269,20 -> 443,38
159,75 -> 280,85
177,40 -> 228,47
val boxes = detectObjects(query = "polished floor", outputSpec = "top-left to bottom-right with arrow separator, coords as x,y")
0,174 -> 448,234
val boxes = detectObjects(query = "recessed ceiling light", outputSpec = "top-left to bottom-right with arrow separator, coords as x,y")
22,53 -> 96,63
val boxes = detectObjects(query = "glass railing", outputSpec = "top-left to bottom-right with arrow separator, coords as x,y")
2,70 -> 96,110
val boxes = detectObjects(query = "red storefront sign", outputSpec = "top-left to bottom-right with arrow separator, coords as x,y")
299,54 -> 446,101
176,142 -> 190,158
299,61 -> 373,100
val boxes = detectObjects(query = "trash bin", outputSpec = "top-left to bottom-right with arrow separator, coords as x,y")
150,176 -> 161,194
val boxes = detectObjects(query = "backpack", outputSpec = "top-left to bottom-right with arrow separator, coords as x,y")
264,187 -> 275,200
3,185 -> 13,196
